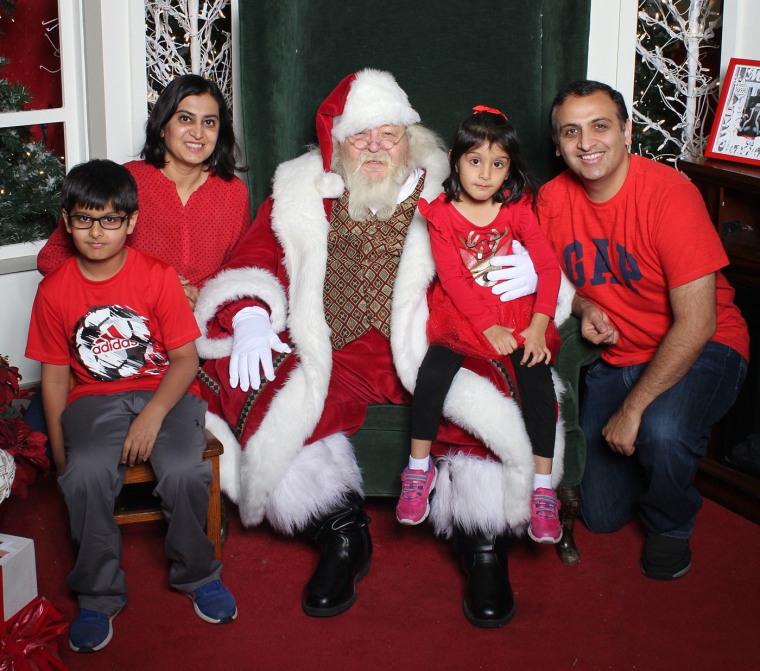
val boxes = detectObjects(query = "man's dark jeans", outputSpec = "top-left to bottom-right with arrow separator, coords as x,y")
579,341 -> 747,538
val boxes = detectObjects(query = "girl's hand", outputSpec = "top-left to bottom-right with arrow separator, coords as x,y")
519,323 -> 551,366
483,324 -> 518,356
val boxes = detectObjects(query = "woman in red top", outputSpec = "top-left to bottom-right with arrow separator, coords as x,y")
37,75 -> 251,310
396,108 -> 563,545
32,76 -> 251,444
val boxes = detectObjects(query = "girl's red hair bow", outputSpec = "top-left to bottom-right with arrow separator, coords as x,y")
472,105 -> 508,121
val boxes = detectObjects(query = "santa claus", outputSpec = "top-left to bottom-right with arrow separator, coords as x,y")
194,69 -> 570,627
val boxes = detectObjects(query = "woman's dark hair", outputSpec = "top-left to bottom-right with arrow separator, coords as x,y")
443,109 -> 537,207
61,159 -> 138,214
141,74 -> 246,180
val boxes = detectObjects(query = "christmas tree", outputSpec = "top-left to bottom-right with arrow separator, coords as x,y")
0,1 -> 16,20
0,54 -> 64,245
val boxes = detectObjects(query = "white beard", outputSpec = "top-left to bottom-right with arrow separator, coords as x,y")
335,149 -> 411,221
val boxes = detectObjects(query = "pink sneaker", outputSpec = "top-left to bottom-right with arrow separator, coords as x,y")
396,458 -> 437,525
529,488 -> 562,544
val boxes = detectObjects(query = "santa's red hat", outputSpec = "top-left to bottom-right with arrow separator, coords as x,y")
315,69 -> 421,174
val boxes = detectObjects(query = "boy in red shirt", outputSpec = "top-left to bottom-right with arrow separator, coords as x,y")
26,160 -> 236,653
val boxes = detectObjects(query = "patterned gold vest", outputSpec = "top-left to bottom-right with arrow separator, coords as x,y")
324,175 -> 425,350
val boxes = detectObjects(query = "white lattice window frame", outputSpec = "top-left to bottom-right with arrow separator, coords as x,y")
0,0 -> 87,171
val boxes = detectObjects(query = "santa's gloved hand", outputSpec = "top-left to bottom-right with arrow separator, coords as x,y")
488,240 -> 538,302
229,306 -> 291,391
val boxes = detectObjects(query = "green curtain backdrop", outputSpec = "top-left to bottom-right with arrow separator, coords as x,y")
238,0 -> 591,209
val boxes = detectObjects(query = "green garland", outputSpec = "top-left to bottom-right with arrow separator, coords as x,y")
0,55 -> 64,245
0,1 -> 17,21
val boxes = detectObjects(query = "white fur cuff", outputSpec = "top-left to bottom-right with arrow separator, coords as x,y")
430,453 -> 519,539
264,433 -> 364,535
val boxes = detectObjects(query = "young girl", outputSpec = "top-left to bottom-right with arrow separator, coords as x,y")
396,106 -> 563,544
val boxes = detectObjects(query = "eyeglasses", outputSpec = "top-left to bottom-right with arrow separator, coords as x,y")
346,129 -> 406,151
66,213 -> 131,230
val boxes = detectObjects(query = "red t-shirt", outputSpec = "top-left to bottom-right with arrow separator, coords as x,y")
538,154 -> 749,365
421,193 -> 562,359
36,160 -> 251,287
26,249 -> 202,404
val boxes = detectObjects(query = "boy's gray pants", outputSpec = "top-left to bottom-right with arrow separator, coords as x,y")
58,391 -> 221,615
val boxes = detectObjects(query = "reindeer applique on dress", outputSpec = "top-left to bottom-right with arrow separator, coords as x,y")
457,228 -> 512,288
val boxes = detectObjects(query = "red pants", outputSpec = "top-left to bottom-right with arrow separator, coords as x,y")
200,329 -> 519,460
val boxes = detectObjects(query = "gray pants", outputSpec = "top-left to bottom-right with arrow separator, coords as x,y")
59,391 -> 221,614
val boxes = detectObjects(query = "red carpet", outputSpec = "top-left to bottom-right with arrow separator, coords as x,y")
3,472 -> 760,671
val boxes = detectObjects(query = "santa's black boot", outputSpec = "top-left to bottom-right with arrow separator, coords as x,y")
453,528 -> 515,628
302,494 -> 372,617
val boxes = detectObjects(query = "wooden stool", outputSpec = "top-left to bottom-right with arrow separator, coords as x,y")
113,431 -> 224,560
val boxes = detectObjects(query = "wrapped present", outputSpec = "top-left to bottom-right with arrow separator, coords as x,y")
0,536 -> 37,622
0,596 -> 68,671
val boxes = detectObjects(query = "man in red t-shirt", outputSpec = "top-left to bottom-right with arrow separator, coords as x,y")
534,81 -> 749,580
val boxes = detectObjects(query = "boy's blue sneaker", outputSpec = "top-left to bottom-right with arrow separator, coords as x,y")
69,608 -> 119,653
188,580 -> 237,623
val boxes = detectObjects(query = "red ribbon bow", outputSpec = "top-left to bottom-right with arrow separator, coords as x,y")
472,105 -> 508,121
0,597 -> 68,671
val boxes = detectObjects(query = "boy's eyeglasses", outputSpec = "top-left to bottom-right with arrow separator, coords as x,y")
66,213 -> 130,230
346,130 -> 406,151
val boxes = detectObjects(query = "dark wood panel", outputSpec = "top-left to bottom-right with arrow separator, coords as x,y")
679,157 -> 760,524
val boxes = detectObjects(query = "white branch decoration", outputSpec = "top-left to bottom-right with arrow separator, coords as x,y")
634,0 -> 722,160
39,17 -> 60,74
145,0 -> 232,107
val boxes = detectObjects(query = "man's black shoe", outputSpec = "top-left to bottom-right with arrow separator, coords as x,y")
640,533 -> 691,580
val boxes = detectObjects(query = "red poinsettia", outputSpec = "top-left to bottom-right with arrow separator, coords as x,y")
0,357 -> 21,408
0,355 -> 49,499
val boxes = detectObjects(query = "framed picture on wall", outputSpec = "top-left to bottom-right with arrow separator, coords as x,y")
706,58 -> 760,167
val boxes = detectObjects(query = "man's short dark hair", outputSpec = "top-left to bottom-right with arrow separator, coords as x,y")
550,80 -> 629,139
61,159 -> 138,214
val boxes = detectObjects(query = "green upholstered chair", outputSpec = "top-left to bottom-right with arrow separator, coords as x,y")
352,405 -> 411,498
553,316 -> 602,563
236,0 -> 595,562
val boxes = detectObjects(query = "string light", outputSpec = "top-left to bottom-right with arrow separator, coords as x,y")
145,0 -> 232,108
634,0 -> 721,161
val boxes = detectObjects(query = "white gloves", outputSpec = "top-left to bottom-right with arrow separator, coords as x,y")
488,240 -> 538,302
229,306 -> 291,391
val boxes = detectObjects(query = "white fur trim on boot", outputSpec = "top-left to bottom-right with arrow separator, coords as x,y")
429,454 -> 516,539
265,433 -> 364,535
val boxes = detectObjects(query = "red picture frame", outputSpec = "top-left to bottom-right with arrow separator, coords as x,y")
705,58 -> 760,167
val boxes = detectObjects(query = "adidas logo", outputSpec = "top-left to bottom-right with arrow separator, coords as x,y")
91,324 -> 139,355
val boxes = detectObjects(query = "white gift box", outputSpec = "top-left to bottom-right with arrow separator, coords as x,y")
0,533 -> 38,621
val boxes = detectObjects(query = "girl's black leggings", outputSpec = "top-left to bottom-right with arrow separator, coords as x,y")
410,344 -> 556,458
